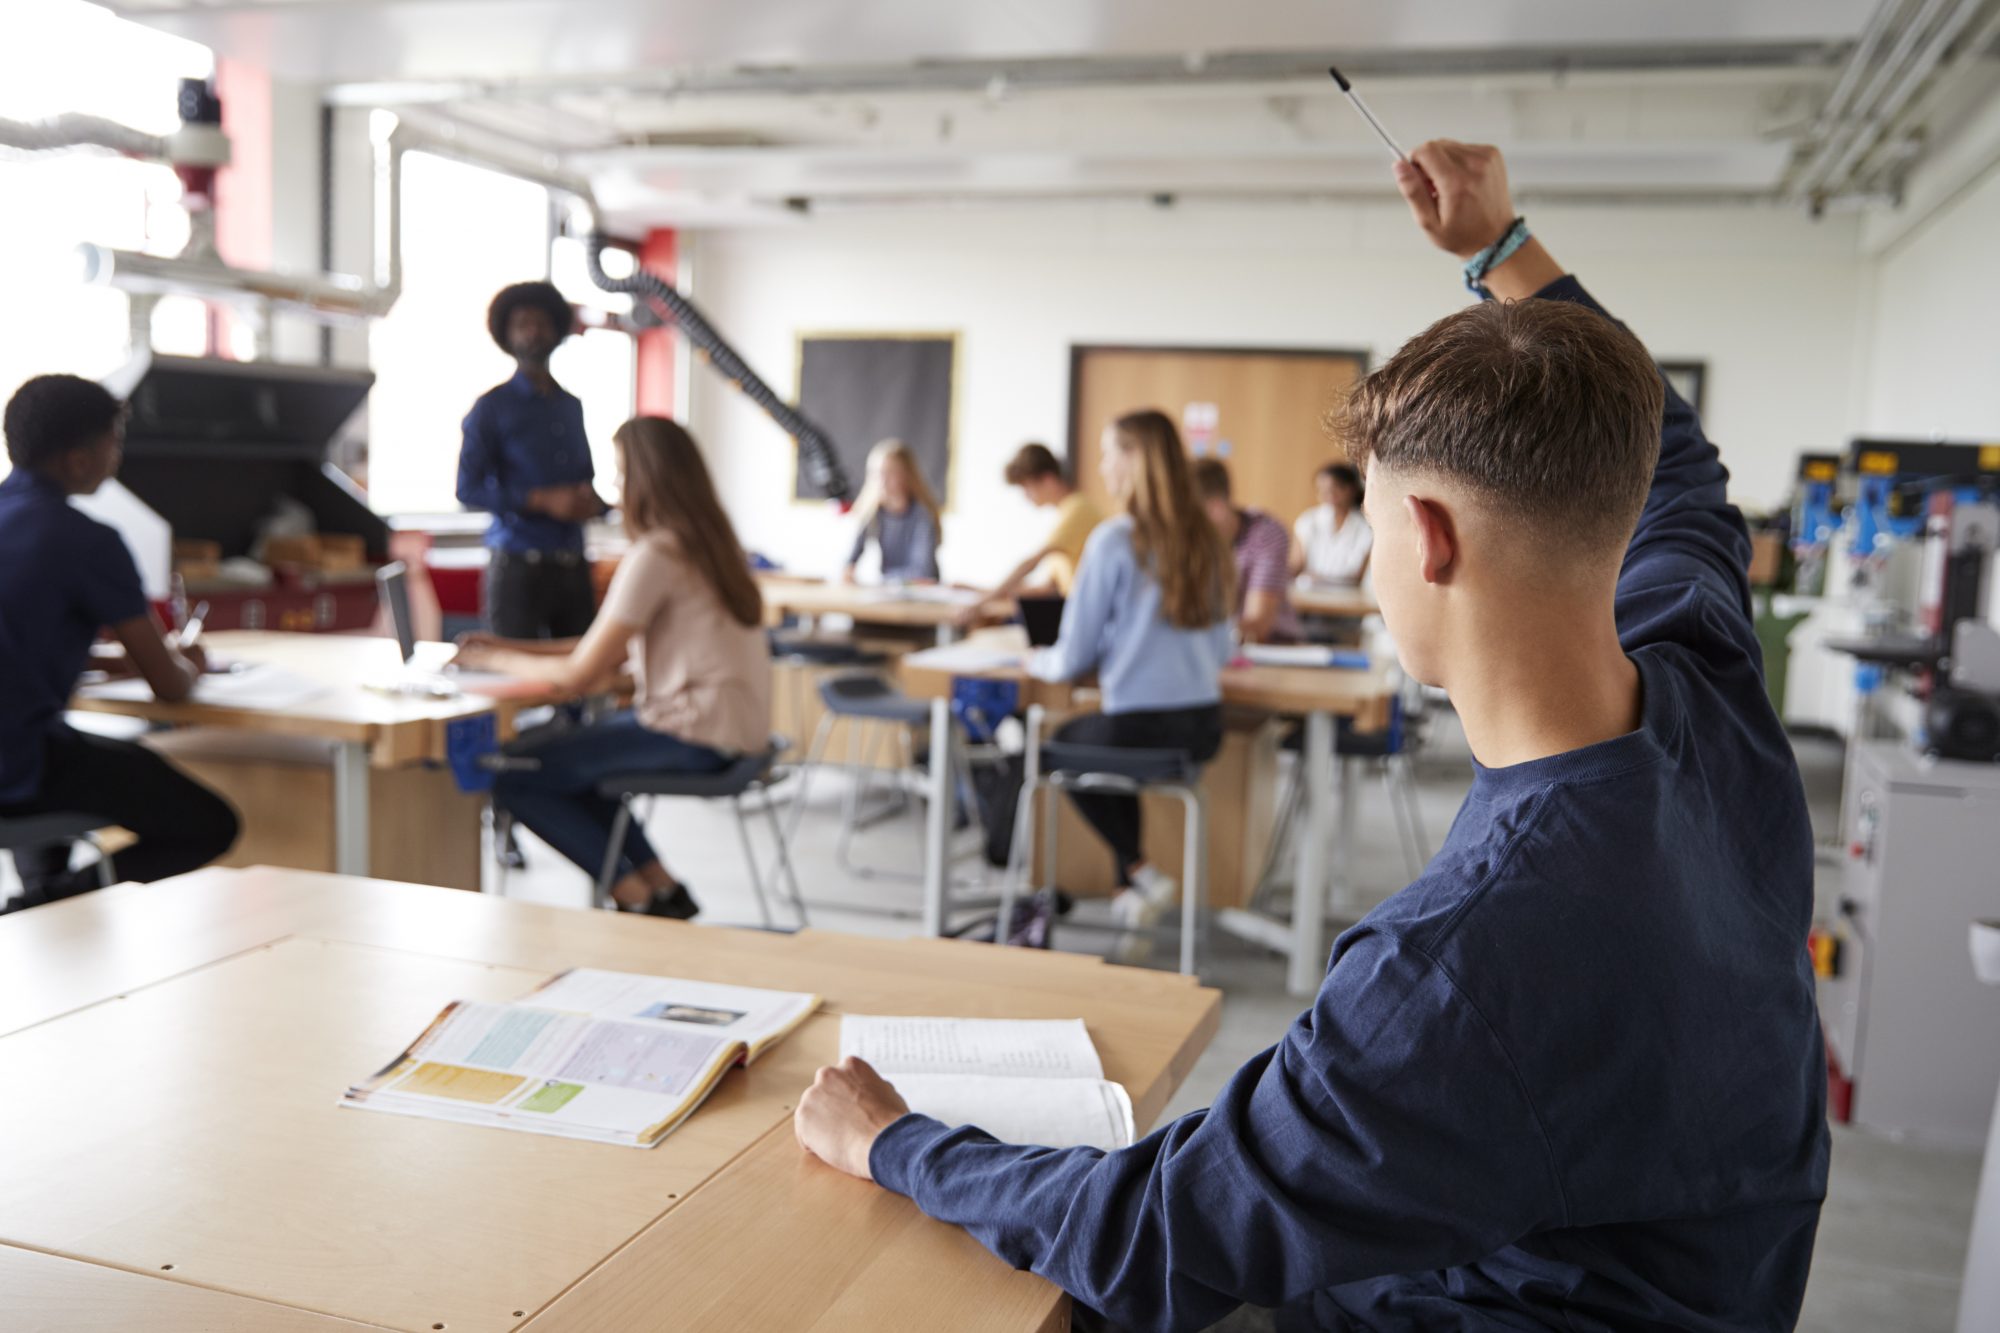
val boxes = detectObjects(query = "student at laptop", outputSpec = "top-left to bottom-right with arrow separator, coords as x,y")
794,140 -> 1827,1332
955,443 -> 1103,629
456,280 -> 606,639
1007,410 -> 1232,953
1192,457 -> 1300,644
0,375 -> 238,913
840,440 -> 942,584
455,418 -> 771,920
1290,461 -> 1372,585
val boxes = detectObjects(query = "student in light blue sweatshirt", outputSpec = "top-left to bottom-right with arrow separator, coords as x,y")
1024,408 -> 1236,948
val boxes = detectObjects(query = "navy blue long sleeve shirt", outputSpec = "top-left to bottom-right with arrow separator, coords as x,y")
455,370 -> 594,554
869,275 -> 1829,1332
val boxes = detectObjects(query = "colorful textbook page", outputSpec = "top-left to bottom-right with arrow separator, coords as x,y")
840,1015 -> 1136,1152
342,971 -> 821,1148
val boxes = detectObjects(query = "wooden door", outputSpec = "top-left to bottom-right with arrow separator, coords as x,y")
1067,345 -> 1367,532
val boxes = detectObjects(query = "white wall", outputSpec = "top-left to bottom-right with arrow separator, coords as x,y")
683,200 -> 1866,586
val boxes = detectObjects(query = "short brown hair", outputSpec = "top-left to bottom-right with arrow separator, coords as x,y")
1338,298 -> 1663,555
1190,456 -> 1232,502
1004,442 -> 1063,486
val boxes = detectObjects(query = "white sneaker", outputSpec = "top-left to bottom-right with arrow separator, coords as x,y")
1109,867 -> 1176,963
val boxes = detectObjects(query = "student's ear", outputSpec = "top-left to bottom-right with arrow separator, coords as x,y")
1403,494 -> 1457,585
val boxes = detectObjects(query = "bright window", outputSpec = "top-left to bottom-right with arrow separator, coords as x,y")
0,1 -> 212,478
366,151 -> 635,515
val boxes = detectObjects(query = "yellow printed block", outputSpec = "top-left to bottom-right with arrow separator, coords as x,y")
395,1061 -> 525,1105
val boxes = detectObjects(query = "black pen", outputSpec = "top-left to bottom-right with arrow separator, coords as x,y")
1329,66 -> 1408,162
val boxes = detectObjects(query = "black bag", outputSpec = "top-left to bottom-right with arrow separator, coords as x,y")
971,752 -> 1025,868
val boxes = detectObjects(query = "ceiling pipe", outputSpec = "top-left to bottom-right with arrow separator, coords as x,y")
1842,0 -> 2000,193
1814,0 -> 1993,197
1810,0 -> 1912,137
0,111 -> 173,160
1794,0 -> 1964,198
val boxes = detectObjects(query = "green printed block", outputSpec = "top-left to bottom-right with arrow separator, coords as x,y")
518,1080 -> 585,1114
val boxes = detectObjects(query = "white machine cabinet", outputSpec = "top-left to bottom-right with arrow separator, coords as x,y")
1821,742 -> 2000,1149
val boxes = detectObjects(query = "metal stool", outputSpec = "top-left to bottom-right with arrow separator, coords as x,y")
0,812 -> 118,901
784,673 -> 984,890
996,706 -> 1210,976
595,738 -> 807,929
1250,693 -> 1429,912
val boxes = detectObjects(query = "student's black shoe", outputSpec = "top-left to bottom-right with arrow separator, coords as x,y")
617,885 -> 701,920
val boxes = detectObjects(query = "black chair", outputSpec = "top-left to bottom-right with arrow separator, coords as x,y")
0,812 -> 117,904
594,737 -> 806,928
996,709 -> 1210,976
783,674 -> 984,890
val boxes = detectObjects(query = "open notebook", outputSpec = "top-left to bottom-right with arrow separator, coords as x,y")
842,1015 -> 1135,1151
343,970 -> 820,1148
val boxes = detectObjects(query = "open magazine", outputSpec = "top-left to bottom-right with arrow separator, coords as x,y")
841,1015 -> 1136,1151
343,970 -> 820,1148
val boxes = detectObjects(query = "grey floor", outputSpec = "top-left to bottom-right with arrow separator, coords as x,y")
2,716 -> 1981,1329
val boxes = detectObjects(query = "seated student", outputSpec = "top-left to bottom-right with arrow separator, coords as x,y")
1191,457 -> 1300,644
0,375 -> 238,913
978,442 -> 1103,603
1015,410 -> 1234,953
794,140 -> 1827,1332
455,417 -> 771,920
840,439 -> 942,584
1290,460 -> 1372,584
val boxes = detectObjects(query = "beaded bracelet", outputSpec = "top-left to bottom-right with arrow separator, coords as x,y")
1463,216 -> 1530,297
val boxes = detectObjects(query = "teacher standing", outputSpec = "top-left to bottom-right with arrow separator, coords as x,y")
456,280 -> 606,638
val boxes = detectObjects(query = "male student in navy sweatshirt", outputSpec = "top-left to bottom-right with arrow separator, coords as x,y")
794,140 -> 1828,1332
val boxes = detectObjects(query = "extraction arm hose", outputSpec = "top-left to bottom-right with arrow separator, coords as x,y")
585,232 -> 852,503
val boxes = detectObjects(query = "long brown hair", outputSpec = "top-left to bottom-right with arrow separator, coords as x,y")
852,439 -> 943,543
613,416 -> 763,627
1109,409 -> 1232,629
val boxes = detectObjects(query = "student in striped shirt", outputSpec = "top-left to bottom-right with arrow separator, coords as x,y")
1192,458 -> 1299,643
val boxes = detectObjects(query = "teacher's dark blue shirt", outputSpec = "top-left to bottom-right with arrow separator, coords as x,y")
0,469 -> 149,803
455,370 -> 594,554
869,275 -> 1829,1332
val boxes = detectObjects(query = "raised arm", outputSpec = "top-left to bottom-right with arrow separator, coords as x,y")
1394,139 -> 1753,638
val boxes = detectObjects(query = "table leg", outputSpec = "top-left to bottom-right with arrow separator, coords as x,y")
1289,711 -> 1332,996
922,697 -> 952,936
332,742 -> 371,878
935,621 -> 961,647
1333,755 -> 1359,916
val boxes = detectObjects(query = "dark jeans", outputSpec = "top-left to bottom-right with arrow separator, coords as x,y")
1053,704 -> 1223,884
492,711 -> 729,883
485,548 -> 596,639
0,725 -> 239,906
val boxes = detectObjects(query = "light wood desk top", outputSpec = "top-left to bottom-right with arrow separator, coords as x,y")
1290,583 -> 1379,619
899,629 -> 1398,729
759,575 -> 976,630
0,866 -> 1219,1332
68,631 -> 550,767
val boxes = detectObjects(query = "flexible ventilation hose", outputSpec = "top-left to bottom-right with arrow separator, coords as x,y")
586,233 -> 852,502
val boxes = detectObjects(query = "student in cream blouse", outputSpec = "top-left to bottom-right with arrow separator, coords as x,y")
1290,461 -> 1372,585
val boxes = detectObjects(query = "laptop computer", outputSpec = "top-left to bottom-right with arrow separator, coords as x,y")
1018,595 -> 1065,648
368,562 -> 457,697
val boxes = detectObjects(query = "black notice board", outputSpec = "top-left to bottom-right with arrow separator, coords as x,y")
794,334 -> 955,502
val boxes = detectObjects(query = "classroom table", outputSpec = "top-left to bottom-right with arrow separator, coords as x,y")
68,631 -> 551,883
900,630 -> 1398,995
0,864 -> 1220,1332
1290,582 -> 1379,620
757,573 -> 977,642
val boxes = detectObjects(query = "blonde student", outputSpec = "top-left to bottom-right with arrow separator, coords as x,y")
955,442 -> 1102,627
456,417 -> 772,919
1012,410 -> 1233,954
841,439 -> 942,584
1291,460 -> 1373,584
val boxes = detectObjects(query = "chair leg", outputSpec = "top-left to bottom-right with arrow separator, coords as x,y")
835,721 -> 887,874
995,777 -> 1041,947
757,784 -> 810,928
88,835 -> 115,889
782,712 -> 840,848
1177,788 -> 1208,978
490,805 -> 512,898
731,796 -> 776,930
1249,758 -> 1305,914
1393,755 -> 1430,872
597,801 -> 632,910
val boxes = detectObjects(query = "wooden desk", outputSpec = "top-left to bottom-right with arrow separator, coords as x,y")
759,575 -> 975,640
1290,583 -> 1378,620
0,865 -> 1219,1332
70,632 -> 545,886
902,631 -> 1398,994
